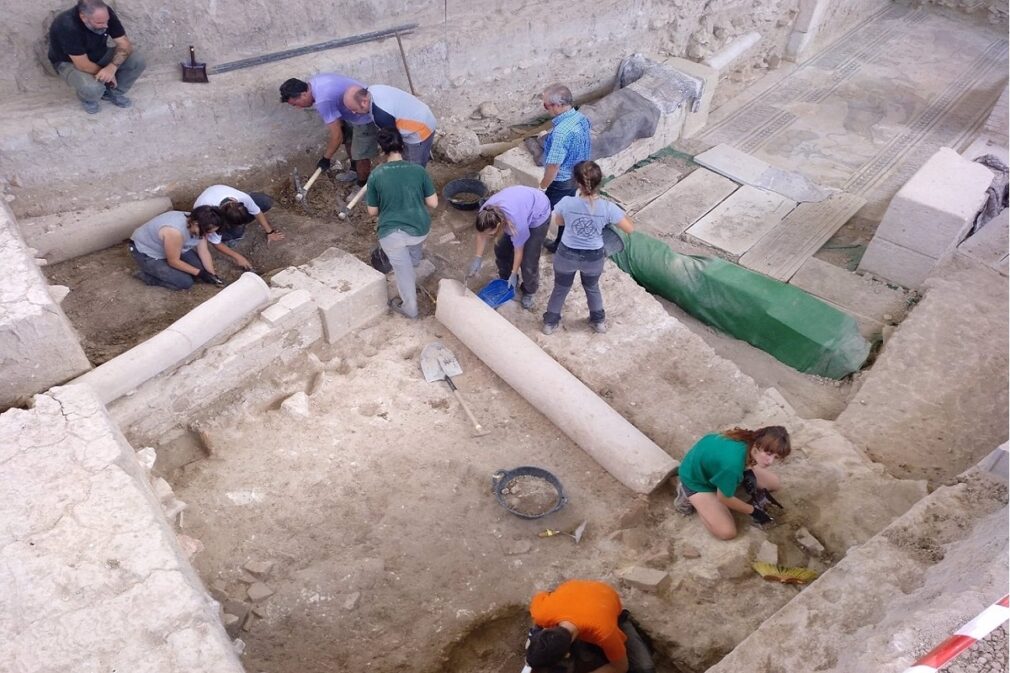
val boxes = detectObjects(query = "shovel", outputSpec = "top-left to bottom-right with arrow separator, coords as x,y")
420,342 -> 489,437
181,46 -> 209,83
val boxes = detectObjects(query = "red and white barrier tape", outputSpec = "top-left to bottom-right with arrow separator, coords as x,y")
904,594 -> 1010,672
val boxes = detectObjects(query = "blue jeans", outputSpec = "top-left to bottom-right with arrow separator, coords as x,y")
130,244 -> 204,291
544,243 -> 606,325
56,48 -> 146,104
544,178 -> 577,249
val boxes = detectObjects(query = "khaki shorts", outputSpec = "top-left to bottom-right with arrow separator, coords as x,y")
342,121 -> 379,160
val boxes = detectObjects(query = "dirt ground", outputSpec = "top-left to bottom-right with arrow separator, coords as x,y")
44,158 -> 486,365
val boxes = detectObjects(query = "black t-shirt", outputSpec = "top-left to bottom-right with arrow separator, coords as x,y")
48,6 -> 126,66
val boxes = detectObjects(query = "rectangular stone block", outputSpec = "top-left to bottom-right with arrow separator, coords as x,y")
686,185 -> 797,257
271,247 -> 387,345
694,143 -> 831,203
790,257 -> 912,327
858,237 -> 938,289
872,147 -> 994,259
663,57 -> 719,138
634,168 -> 738,239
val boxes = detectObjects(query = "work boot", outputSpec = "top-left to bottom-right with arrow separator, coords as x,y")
102,89 -> 132,108
541,321 -> 558,335
520,292 -> 534,310
388,297 -> 417,320
335,170 -> 358,183
674,481 -> 694,515
590,320 -> 607,334
81,99 -> 100,114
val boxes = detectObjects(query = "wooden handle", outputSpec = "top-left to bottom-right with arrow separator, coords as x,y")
302,167 -> 323,192
450,386 -> 489,436
347,184 -> 367,209
189,46 -> 196,66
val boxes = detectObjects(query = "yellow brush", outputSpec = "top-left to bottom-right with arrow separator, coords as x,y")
752,562 -> 819,585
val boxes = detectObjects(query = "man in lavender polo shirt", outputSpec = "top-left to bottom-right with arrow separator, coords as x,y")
466,186 -> 552,310
280,74 -> 379,186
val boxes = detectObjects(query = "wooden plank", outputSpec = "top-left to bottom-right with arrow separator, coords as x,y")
739,192 -> 865,281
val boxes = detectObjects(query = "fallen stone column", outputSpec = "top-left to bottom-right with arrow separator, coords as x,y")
73,272 -> 271,404
19,197 -> 173,264
435,279 -> 677,494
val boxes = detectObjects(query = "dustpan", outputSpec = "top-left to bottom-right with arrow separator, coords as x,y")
477,278 -> 515,308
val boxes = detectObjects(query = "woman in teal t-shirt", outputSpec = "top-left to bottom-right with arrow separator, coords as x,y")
675,426 -> 791,540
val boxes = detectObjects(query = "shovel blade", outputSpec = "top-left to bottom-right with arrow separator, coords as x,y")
420,341 -> 463,382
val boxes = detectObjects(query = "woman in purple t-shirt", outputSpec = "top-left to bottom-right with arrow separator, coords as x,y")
466,186 -> 552,310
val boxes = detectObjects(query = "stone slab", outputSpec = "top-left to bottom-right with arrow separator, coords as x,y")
871,147 -> 994,259
694,144 -> 832,203
633,168 -> 738,240
958,208 -> 1009,267
685,185 -> 797,257
739,192 -> 866,281
602,161 -> 686,213
977,442 -> 1009,482
0,385 -> 243,673
790,257 -> 912,327
18,197 -> 173,263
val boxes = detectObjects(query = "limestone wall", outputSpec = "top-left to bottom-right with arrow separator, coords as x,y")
1,0 -> 893,219
0,385 -> 244,673
0,200 -> 90,409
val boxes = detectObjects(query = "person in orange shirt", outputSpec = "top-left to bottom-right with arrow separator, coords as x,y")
525,579 -> 655,673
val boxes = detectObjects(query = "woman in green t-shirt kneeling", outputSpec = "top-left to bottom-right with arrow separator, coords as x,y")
366,128 -> 438,319
675,426 -> 791,540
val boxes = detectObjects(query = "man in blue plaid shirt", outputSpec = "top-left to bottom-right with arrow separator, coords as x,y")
538,83 -> 591,252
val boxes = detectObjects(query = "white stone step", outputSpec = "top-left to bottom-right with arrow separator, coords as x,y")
602,161 -> 686,214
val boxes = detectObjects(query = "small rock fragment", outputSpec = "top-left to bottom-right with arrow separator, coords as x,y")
308,372 -> 327,397
795,527 -> 826,556
232,638 -> 246,655
617,497 -> 650,528
247,582 -> 275,603
243,560 -> 273,577
344,591 -> 361,610
280,392 -> 310,417
680,544 -> 701,559
176,534 -> 204,560
151,477 -> 174,502
618,566 -> 671,593
505,539 -> 532,556
48,285 -> 70,304
135,447 -> 157,472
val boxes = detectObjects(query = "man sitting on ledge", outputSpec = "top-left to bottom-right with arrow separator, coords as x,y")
48,0 -> 146,114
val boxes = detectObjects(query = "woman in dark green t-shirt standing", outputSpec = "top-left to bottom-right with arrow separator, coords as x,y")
365,128 -> 438,318
675,426 -> 791,540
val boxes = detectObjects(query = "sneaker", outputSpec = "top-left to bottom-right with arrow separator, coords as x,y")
335,169 -> 358,183
541,322 -> 558,335
101,90 -> 132,108
590,320 -> 607,334
674,481 -> 695,516
81,99 -> 100,114
520,293 -> 534,310
388,297 -> 417,320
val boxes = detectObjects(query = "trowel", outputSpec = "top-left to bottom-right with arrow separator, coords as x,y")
537,520 -> 588,544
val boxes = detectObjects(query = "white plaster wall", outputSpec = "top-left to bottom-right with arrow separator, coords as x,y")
0,200 -> 91,408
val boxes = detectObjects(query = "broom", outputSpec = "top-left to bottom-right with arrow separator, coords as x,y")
752,561 -> 819,585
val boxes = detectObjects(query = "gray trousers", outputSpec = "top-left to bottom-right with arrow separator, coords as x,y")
544,244 -> 606,325
494,216 -> 550,295
56,47 -> 146,103
403,134 -> 435,167
379,229 -> 427,318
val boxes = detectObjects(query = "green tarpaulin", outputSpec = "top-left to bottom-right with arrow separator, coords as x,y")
609,231 -> 869,379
